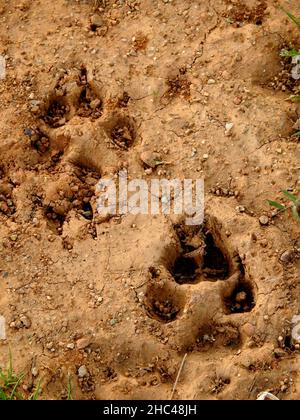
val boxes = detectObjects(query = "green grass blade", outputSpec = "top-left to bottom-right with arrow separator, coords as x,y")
9,374 -> 24,400
282,190 -> 299,203
30,380 -> 41,400
292,131 -> 300,138
292,206 -> 300,223
267,200 -> 286,210
0,387 -> 7,400
281,6 -> 300,29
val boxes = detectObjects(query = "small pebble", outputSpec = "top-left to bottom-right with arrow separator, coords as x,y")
78,365 -> 88,378
259,215 -> 269,226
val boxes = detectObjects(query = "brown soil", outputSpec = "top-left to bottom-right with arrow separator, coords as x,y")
0,0 -> 300,400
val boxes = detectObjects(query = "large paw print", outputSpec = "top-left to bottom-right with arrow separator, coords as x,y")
142,213 -> 256,351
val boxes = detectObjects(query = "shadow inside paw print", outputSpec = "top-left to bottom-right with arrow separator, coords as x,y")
171,222 -> 231,285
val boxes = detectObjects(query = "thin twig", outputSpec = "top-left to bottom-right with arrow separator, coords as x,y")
171,353 -> 187,400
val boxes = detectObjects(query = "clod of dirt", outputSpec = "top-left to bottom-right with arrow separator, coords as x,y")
90,14 -> 104,30
10,315 -> 31,329
280,250 -> 295,264
259,215 -> 269,226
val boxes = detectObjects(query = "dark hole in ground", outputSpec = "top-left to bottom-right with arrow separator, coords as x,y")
77,86 -> 103,120
149,266 -> 160,279
171,224 -> 201,284
80,202 -> 93,220
225,281 -> 255,314
146,298 -> 180,323
171,223 -> 230,284
172,255 -> 199,284
202,232 -> 229,280
50,151 -> 63,165
43,99 -> 68,128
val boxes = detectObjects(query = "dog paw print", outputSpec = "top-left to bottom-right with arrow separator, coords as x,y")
142,214 -> 256,351
24,66 -> 139,236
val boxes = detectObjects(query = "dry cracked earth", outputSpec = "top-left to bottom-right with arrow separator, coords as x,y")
0,0 -> 300,400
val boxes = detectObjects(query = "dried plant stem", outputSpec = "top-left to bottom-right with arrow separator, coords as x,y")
171,353 -> 187,400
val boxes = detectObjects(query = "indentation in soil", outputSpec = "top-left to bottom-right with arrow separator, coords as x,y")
26,128 -> 50,154
143,268 -> 185,323
44,205 -> 66,235
104,114 -> 136,150
171,221 -> 231,284
77,68 -> 103,120
43,96 -> 70,128
224,260 -> 255,314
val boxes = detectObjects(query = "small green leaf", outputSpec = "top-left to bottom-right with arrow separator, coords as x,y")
280,48 -> 300,57
282,189 -> 299,203
267,200 -> 286,210
292,206 -> 300,223
292,131 -> 300,138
